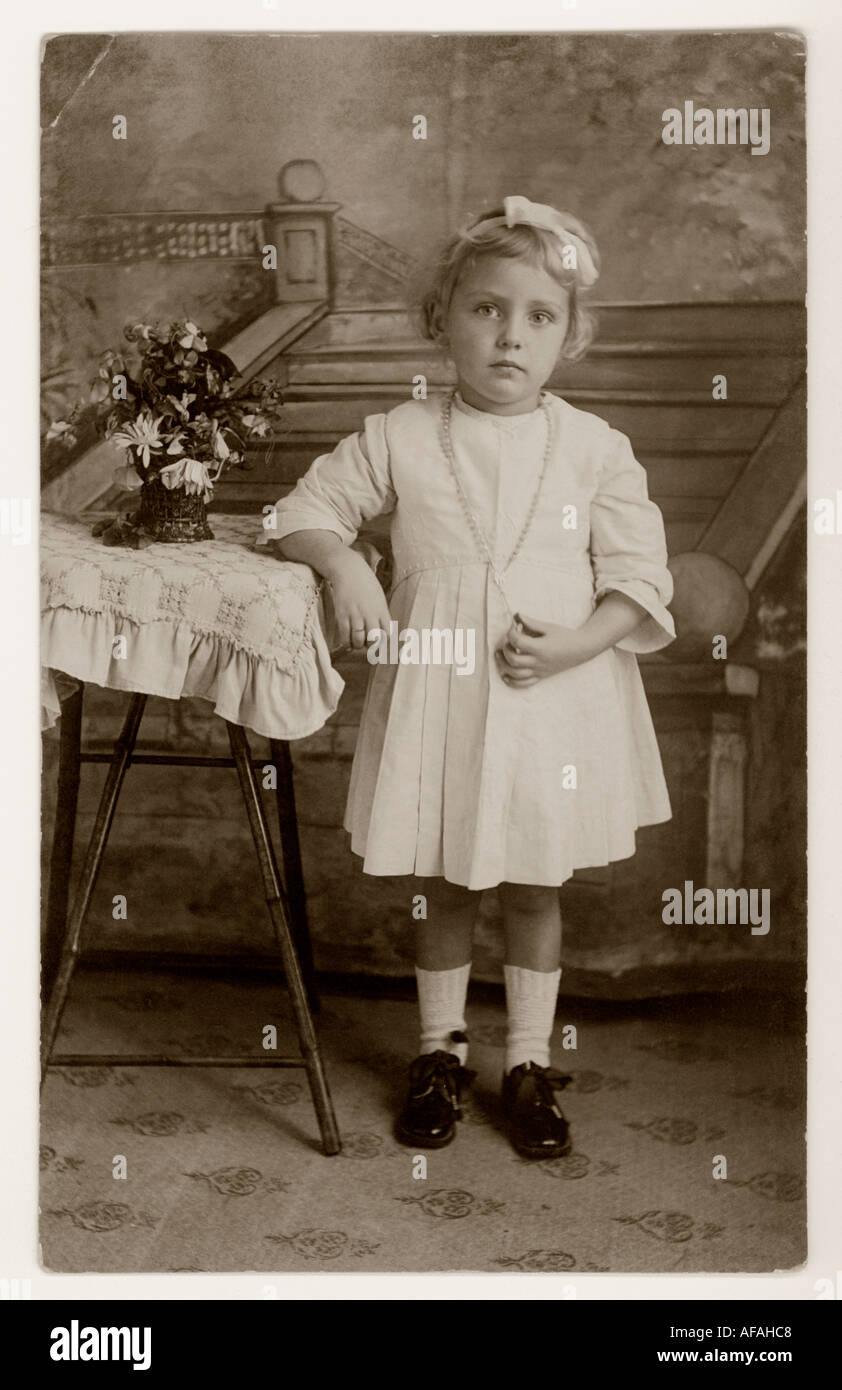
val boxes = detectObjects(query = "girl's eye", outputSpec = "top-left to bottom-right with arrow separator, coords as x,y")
471,304 -> 555,324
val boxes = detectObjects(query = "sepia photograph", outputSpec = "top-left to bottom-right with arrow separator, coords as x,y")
37,27 -> 806,1278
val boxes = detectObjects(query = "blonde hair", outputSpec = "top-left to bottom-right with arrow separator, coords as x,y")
410,205 -> 600,362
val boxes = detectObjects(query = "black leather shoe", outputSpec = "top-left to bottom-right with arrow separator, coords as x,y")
395,1043 -> 476,1149
501,1062 -> 573,1159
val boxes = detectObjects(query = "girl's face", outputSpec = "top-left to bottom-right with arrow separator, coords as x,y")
436,254 -> 570,415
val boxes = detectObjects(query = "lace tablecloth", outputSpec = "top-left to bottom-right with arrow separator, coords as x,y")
40,512 -> 347,739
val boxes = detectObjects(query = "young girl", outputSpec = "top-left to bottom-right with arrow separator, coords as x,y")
265,195 -> 676,1159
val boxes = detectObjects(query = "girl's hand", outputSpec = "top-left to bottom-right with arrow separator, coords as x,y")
323,548 -> 393,652
495,612 -> 596,688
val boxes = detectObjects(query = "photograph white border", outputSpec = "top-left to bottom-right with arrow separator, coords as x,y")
3,0 -> 837,1301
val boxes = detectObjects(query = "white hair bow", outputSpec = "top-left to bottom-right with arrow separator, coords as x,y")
465,194 -> 599,287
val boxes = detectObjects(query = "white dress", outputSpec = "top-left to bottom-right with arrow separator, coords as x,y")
267,388 -> 676,890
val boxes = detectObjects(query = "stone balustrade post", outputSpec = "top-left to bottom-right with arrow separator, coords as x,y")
264,159 -> 341,304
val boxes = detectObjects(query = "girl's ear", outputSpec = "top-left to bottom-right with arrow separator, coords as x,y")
429,300 -> 450,347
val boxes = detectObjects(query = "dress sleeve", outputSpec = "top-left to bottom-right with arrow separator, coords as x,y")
588,428 -> 676,654
257,411 -> 397,549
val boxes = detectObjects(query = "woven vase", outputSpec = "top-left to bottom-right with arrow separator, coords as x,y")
138,474 -> 215,543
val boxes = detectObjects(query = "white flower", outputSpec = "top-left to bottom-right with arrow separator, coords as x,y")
210,419 -> 230,461
46,420 -> 75,445
166,392 -> 197,421
158,458 -> 214,503
242,413 -> 271,438
177,322 -> 207,352
110,414 -> 165,469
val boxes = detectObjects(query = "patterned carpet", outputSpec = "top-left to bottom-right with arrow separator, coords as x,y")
39,970 -> 806,1274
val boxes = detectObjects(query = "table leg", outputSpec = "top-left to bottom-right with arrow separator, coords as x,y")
40,693 -> 148,1086
268,738 -> 319,1013
43,683 -> 83,1002
227,721 -> 341,1156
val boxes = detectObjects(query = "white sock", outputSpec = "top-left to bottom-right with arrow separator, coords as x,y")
415,963 -> 471,1065
503,964 -> 561,1072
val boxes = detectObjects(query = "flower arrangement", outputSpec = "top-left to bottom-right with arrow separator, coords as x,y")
46,318 -> 287,544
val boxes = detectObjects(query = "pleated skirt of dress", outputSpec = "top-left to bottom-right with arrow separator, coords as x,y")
343,557 -> 672,890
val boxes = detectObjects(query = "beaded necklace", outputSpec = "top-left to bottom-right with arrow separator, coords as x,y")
439,389 -> 554,626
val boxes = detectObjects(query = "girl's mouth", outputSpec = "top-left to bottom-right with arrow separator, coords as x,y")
491,362 -> 524,372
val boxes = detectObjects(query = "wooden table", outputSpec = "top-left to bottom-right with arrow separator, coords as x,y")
40,512 -> 347,1156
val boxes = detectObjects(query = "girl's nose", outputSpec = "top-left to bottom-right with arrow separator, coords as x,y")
497,321 -> 524,347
